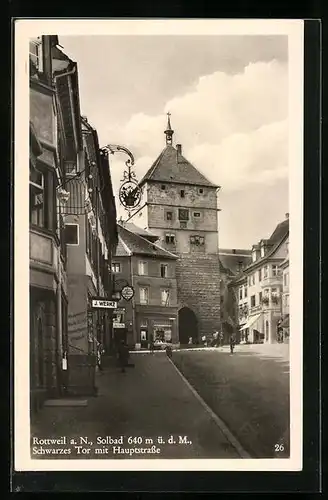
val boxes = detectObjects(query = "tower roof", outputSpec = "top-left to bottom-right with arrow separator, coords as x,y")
139,144 -> 219,188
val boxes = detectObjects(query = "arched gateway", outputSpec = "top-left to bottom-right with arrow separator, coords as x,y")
178,307 -> 198,345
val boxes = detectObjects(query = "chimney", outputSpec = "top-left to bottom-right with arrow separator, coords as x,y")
285,212 -> 289,219
176,144 -> 182,155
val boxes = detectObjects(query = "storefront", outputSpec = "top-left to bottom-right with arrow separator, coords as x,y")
135,307 -> 178,349
112,307 -> 127,347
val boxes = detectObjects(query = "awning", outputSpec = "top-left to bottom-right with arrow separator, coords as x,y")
240,313 -> 262,331
280,314 -> 290,328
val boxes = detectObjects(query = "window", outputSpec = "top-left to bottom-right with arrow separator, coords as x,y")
178,208 -> 189,221
252,274 -> 255,285
166,211 -> 173,221
193,212 -> 201,218
30,167 -> 44,227
138,261 -> 148,276
260,245 -> 265,257
259,291 -> 262,303
29,37 -> 43,72
139,287 -> 149,305
248,276 -> 251,286
161,184 -> 166,190
258,269 -> 262,281
239,288 -> 243,300
65,224 -> 79,245
272,265 -> 279,277
252,250 -> 257,262
190,235 -> 205,246
286,294 -> 289,307
161,289 -> 170,306
180,221 -> 187,229
263,266 -> 268,278
284,272 -> 289,287
65,161 -> 78,176
160,264 -> 168,278
244,286 -> 248,298
165,233 -> 175,244
112,262 -> 121,273
180,189 -> 185,198
198,188 -> 203,194
251,295 -> 256,307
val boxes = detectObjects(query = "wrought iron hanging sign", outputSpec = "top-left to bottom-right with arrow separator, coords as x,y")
100,144 -> 142,218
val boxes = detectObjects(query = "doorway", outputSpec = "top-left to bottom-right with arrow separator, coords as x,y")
178,307 -> 198,345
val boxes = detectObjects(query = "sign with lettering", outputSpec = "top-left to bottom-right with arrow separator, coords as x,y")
91,298 -> 117,309
113,323 -> 125,329
121,285 -> 134,301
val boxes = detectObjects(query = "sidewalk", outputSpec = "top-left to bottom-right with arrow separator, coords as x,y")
31,352 -> 241,459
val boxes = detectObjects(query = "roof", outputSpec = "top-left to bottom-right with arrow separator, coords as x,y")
121,222 -> 159,242
269,218 -> 289,244
115,224 -> 178,260
219,254 -> 252,276
139,144 -> 218,188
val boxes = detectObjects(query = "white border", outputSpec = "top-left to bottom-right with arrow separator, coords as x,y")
14,19 -> 304,472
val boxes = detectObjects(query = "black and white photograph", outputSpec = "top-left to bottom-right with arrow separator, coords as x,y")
14,19 -> 304,471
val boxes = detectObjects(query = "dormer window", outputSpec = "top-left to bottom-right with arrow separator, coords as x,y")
260,244 -> 265,257
29,37 -> 43,73
252,250 -> 257,262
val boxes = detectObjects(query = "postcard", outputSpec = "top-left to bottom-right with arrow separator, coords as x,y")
14,18 -> 304,472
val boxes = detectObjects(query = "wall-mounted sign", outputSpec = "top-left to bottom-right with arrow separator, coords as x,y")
121,285 -> 134,301
91,298 -> 117,309
113,323 -> 126,329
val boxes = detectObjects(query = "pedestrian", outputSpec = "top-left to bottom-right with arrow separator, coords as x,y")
201,334 -> 207,347
212,331 -> 219,347
219,331 -> 224,348
149,335 -> 154,355
96,341 -> 103,372
229,333 -> 236,354
118,339 -> 129,372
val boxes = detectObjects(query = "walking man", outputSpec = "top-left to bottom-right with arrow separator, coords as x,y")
149,335 -> 154,355
118,340 -> 129,372
229,333 -> 236,354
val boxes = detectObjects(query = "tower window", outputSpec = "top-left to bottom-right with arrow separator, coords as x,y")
190,235 -> 205,246
166,211 -> 173,221
161,184 -> 166,190
180,189 -> 185,198
198,188 -> 204,194
165,233 -> 175,244
180,221 -> 187,229
193,212 -> 201,218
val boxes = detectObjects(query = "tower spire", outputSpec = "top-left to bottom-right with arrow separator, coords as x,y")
164,112 -> 174,145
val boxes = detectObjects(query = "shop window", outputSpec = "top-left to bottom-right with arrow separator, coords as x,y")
165,233 -> 176,244
160,264 -> 168,278
65,224 -> 79,245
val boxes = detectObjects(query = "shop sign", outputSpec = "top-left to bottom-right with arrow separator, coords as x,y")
121,285 -> 134,301
113,323 -> 125,329
91,298 -> 117,309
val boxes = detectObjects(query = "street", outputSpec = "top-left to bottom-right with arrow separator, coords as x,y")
31,352 -> 241,459
172,345 -> 290,458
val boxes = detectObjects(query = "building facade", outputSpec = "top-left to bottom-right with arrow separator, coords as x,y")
230,215 -> 289,344
131,117 -> 221,343
219,249 -> 252,343
278,241 -> 290,342
111,223 -> 179,349
29,35 -> 69,411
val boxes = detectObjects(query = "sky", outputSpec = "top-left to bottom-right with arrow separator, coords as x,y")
59,34 -> 289,249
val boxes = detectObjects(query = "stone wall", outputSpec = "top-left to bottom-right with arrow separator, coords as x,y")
176,253 -> 221,339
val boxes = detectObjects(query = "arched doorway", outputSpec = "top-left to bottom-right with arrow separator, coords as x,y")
178,307 -> 198,345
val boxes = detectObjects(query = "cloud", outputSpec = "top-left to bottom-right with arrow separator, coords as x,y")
107,59 -> 288,195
